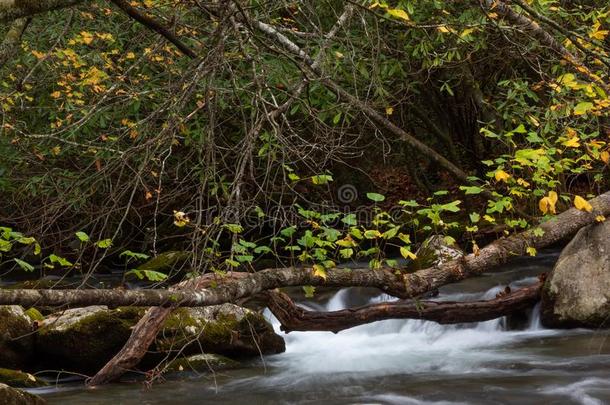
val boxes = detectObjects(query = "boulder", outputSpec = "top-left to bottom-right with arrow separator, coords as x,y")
36,304 -> 284,373
0,383 -> 46,405
36,306 -> 135,373
155,303 -> 286,358
0,306 -> 38,369
541,220 -> 610,328
164,354 -> 240,374
0,369 -> 47,388
412,235 -> 464,270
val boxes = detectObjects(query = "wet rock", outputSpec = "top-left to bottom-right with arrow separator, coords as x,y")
36,304 -> 284,373
0,383 -> 46,405
165,354 -> 240,374
0,369 -> 47,388
155,304 -> 285,358
36,306 -> 135,373
541,220 -> 610,328
0,306 -> 38,369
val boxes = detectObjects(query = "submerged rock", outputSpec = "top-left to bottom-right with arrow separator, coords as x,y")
165,354 -> 240,374
541,220 -> 610,328
0,306 -> 38,369
0,369 -> 47,388
0,383 -> 46,405
35,304 -> 284,373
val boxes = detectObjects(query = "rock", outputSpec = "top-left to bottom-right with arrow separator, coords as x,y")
155,304 -> 286,358
0,383 -> 46,405
541,220 -> 610,328
36,306 -> 135,373
136,251 -> 191,279
164,354 -> 240,374
36,303 -> 284,373
0,306 -> 38,369
0,369 -> 47,388
412,235 -> 464,271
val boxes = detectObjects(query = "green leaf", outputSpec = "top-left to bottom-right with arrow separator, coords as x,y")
341,214 -> 357,226
459,186 -> 483,195
14,258 -> 34,272
224,223 -> 243,234
366,193 -> 385,202
311,175 -> 333,185
339,248 -> 353,259
364,229 -> 382,239
236,255 -> 254,263
302,285 -> 315,298
96,239 -> 112,249
48,254 -> 73,267
0,239 -> 11,252
75,231 -> 90,242
573,102 -> 594,116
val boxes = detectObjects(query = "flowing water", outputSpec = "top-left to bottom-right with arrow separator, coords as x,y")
38,251 -> 610,404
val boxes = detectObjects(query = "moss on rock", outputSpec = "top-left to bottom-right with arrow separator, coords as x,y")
0,383 -> 46,405
0,369 -> 47,388
0,306 -> 37,369
155,304 -> 285,358
36,306 -> 137,373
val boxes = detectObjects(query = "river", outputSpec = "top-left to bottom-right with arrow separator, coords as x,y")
37,251 -> 610,404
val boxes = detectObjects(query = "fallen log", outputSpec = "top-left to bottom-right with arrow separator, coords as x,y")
266,281 -> 543,334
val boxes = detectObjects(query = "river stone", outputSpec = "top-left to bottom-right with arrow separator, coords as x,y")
0,369 -> 47,388
0,306 -> 38,369
541,220 -> 610,328
164,354 -> 240,374
36,306 -> 135,373
155,304 -> 286,358
0,383 -> 46,405
36,304 -> 284,373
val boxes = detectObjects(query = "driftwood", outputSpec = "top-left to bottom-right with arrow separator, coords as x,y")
266,281 -> 543,334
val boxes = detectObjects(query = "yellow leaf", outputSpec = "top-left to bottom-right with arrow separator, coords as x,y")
472,241 -> 480,257
400,246 -> 417,260
387,8 -> 410,21
595,215 -> 606,222
173,210 -> 190,227
526,247 -> 537,257
80,31 -> 94,45
494,169 -> 510,183
539,197 -> 550,215
601,150 -> 609,163
385,106 -> 394,115
548,191 -> 558,206
51,146 -> 61,156
574,195 -> 593,212
517,178 -> 530,188
50,91 -> 61,99
562,137 -> 580,148
313,264 -> 327,280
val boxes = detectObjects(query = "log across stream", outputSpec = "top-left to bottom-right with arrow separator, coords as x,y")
34,251 -> 610,404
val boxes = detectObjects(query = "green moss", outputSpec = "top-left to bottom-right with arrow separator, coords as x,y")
36,307 -> 136,373
24,308 -> 43,322
0,383 -> 46,405
0,307 -> 34,369
0,368 -> 47,388
137,251 -> 191,273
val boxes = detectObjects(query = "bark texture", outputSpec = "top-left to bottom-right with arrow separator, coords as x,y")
267,281 -> 543,333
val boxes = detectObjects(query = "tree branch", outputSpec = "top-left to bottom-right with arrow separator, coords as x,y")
108,0 -> 197,59
266,280 -> 543,333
